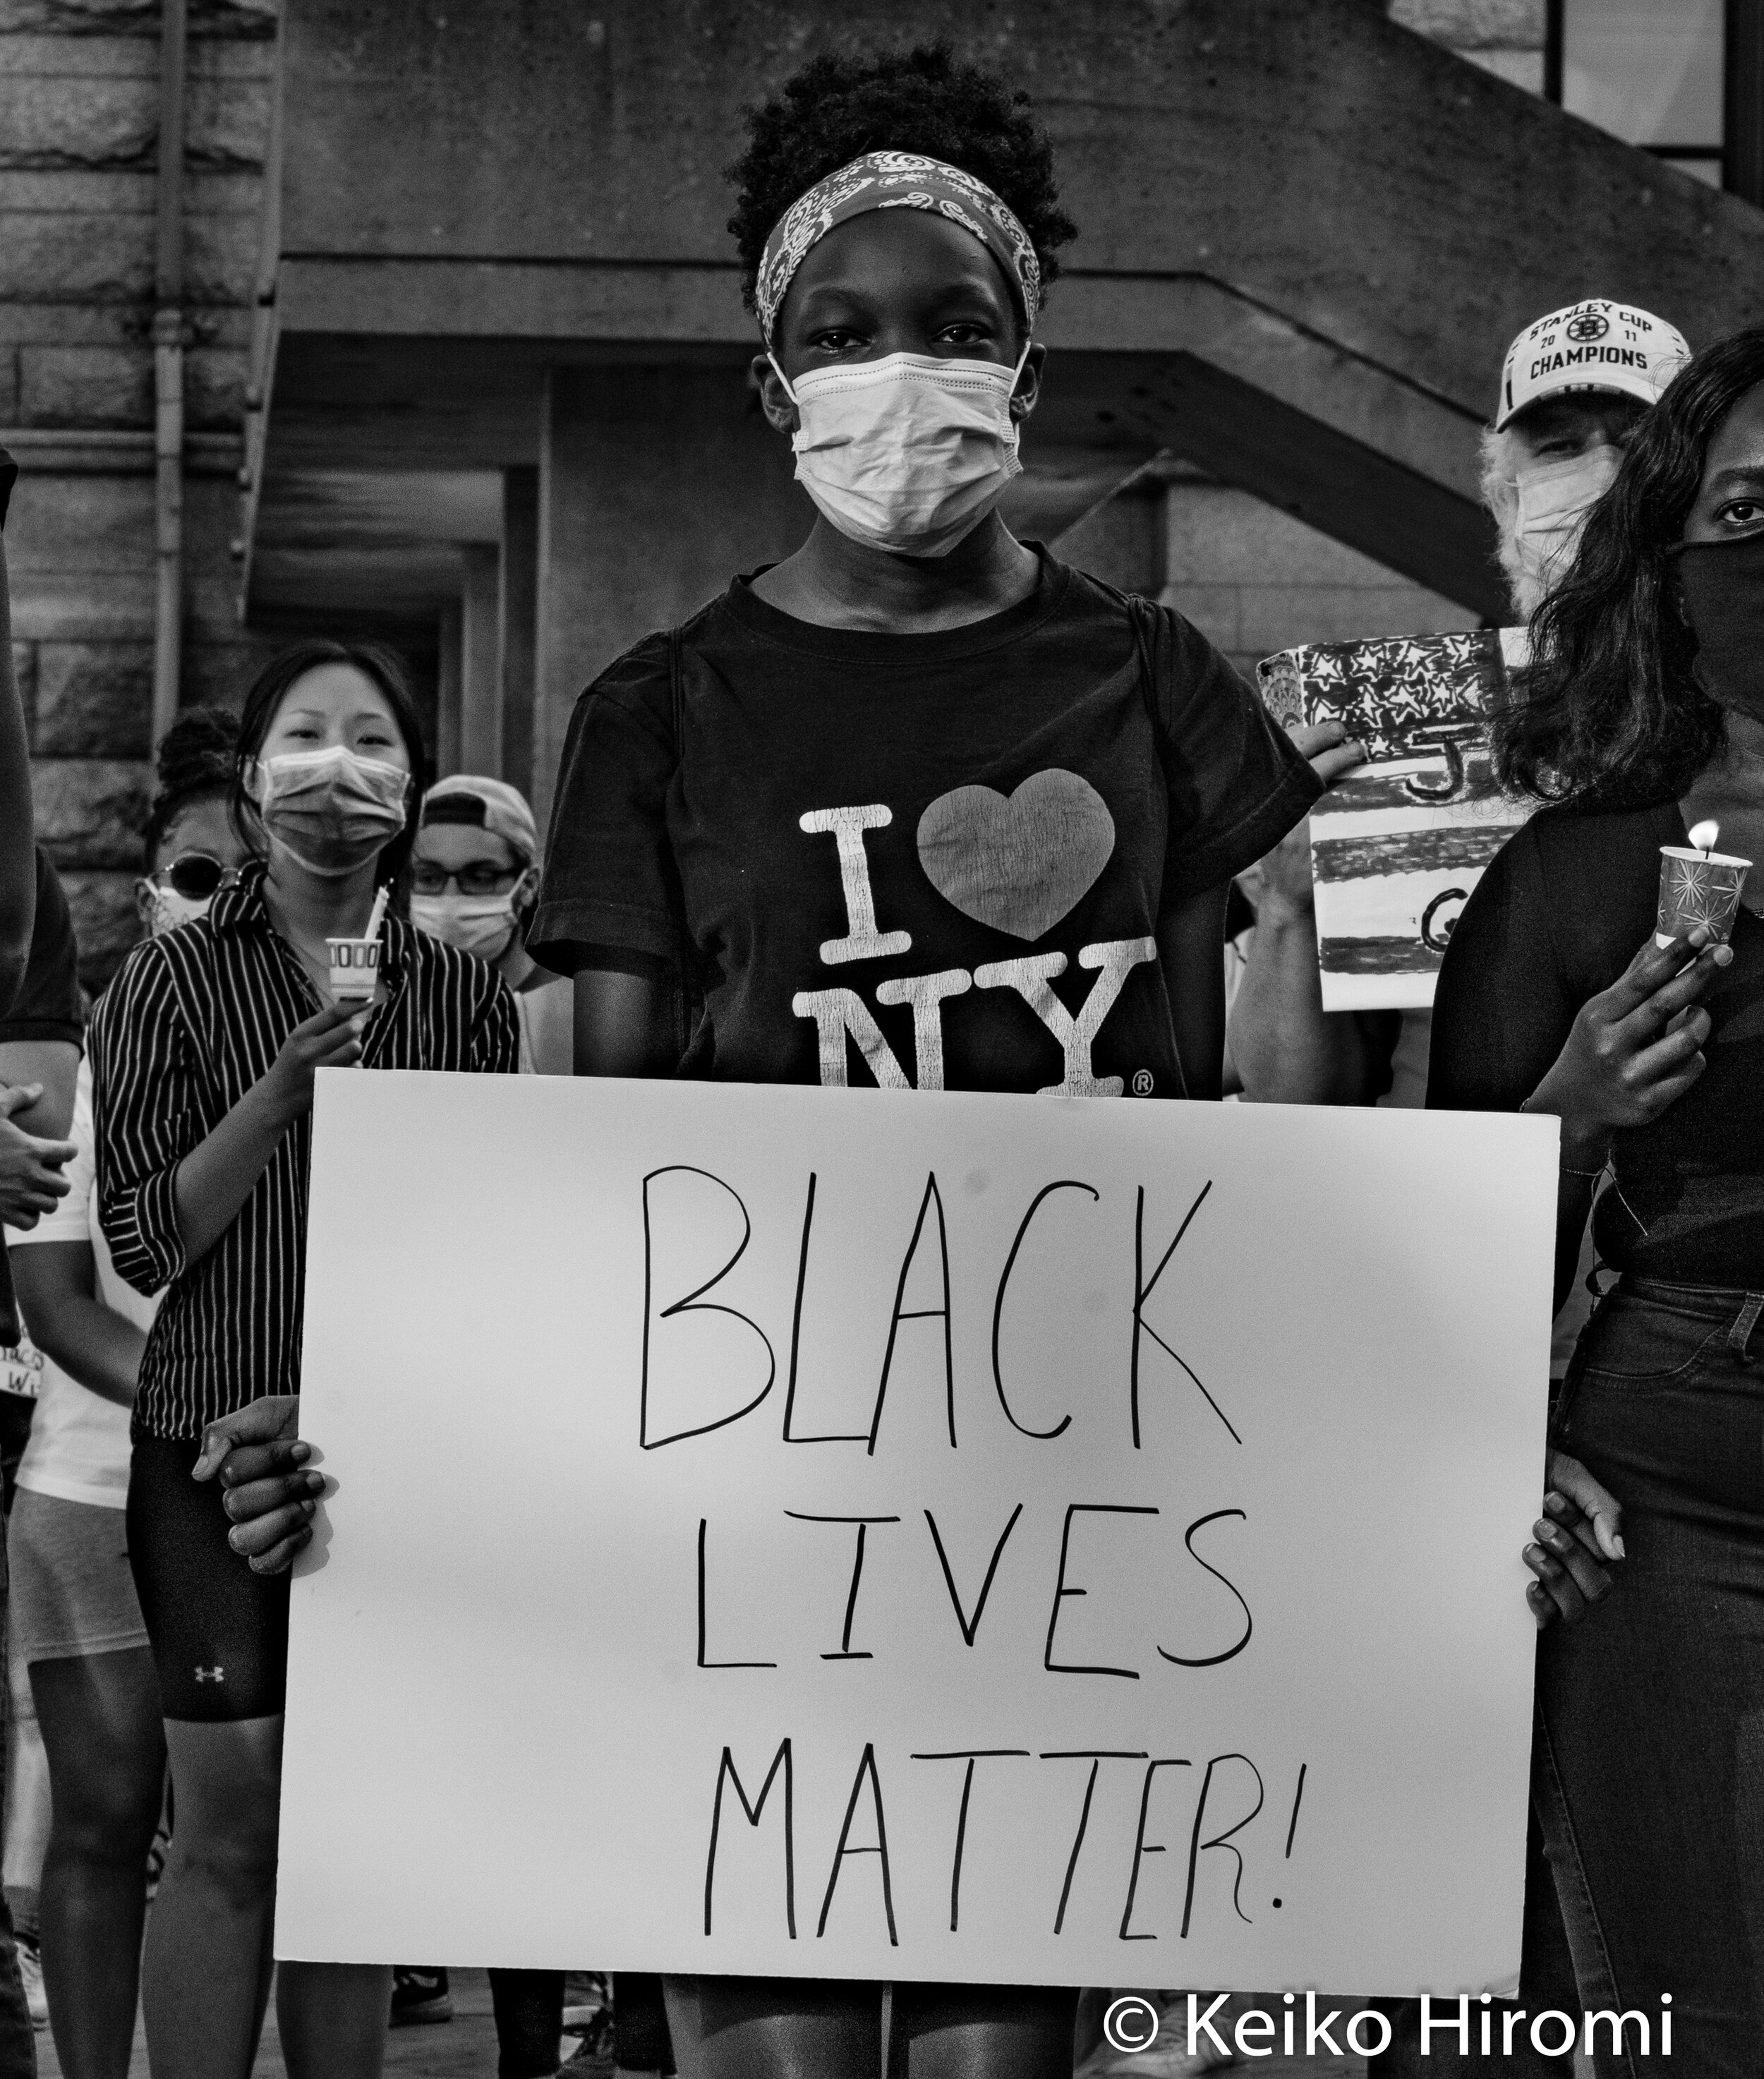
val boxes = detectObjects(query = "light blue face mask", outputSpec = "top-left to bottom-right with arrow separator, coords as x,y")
247,745 -> 411,879
769,342 -> 1033,558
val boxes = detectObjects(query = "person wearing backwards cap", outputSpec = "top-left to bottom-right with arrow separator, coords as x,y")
407,775 -> 572,1077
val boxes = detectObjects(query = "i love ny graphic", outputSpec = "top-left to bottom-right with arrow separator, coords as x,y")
791,769 -> 1157,1095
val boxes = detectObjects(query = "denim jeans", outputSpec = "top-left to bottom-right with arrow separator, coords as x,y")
1536,1275 -> 1764,2078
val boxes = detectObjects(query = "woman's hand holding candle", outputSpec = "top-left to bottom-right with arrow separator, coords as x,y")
1523,925 -> 1732,1167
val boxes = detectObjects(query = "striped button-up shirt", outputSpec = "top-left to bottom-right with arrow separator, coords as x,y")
90,861 -> 519,1438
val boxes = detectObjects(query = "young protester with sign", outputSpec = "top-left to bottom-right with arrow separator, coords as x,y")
533,45 -> 1320,2079
1432,326 -> 1764,2074
202,41 -> 1323,2079
90,644 -> 519,2079
6,710 -> 246,2079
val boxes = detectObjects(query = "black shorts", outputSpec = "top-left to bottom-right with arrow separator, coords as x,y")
127,1433 -> 291,1723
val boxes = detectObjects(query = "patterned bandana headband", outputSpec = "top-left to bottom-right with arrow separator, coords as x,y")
754,150 -> 1041,344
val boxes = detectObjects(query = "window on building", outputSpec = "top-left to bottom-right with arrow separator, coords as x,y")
1553,0 -> 1724,184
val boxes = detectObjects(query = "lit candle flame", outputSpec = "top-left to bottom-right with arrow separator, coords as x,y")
1689,820 -> 1721,857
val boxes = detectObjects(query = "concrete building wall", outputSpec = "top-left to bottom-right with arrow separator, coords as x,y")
4,0 -> 282,984
1113,0 -> 1545,677
1390,0 -> 1547,95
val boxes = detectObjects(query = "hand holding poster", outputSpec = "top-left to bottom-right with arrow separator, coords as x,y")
1257,632 -> 1535,1011
276,1073 -> 1553,1994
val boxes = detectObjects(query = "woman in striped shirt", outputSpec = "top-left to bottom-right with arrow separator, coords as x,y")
90,641 -> 518,2079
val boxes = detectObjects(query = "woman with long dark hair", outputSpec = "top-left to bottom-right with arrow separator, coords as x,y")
1430,326 -> 1764,2073
90,642 -> 518,2079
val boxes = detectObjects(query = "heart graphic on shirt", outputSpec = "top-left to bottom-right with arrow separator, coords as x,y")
916,769 -> 1116,941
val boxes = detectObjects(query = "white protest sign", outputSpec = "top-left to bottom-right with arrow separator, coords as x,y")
276,1073 -> 1553,1993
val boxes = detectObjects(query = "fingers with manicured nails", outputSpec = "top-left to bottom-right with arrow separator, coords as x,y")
1533,1514 -> 1611,1605
1542,1489 -> 1610,1567
1523,1539 -> 1590,1623
1599,927 -> 1718,1018
1547,1452 -> 1625,1561
1528,1578 -> 1556,1629
1618,951 -> 1730,1039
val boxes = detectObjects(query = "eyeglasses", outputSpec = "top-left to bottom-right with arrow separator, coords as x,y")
408,862 -> 525,897
150,853 -> 243,901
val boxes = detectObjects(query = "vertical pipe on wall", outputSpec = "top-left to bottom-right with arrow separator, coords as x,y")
1727,0 -> 1764,204
152,0 -> 188,746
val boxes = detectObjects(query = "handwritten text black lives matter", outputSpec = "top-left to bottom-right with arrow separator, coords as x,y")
638,1155 -> 1312,1958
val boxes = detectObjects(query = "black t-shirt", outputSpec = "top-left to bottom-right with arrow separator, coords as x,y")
1429,797 -> 1763,1286
532,553 -> 1319,1097
0,850 -> 83,1048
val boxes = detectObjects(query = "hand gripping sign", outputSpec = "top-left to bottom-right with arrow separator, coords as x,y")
277,1073 -> 1552,1993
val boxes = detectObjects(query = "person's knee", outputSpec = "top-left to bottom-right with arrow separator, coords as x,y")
164,1807 -> 279,1908
51,1773 -> 163,1870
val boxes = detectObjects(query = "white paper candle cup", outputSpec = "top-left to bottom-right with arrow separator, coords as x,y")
326,936 -> 381,1002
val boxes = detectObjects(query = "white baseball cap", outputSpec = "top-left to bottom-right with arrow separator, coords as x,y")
1495,299 -> 1689,430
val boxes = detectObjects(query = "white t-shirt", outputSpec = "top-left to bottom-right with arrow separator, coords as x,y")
514,975 -> 574,1077
5,1059 -> 157,1508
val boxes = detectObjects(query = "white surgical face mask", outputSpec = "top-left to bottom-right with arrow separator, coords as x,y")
246,745 -> 410,879
772,345 -> 1030,558
1506,445 -> 1620,614
140,884 -> 212,936
408,891 -> 519,963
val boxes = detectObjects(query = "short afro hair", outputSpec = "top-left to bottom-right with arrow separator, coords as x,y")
143,706 -> 240,869
725,43 -> 1077,320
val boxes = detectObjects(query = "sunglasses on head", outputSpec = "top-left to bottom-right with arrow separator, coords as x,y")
152,853 -> 240,901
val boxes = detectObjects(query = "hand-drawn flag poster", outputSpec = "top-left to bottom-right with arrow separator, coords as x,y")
1257,631 -> 1534,1011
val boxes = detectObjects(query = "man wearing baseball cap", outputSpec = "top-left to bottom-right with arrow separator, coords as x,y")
406,773 -> 575,1076
1484,296 -> 1689,615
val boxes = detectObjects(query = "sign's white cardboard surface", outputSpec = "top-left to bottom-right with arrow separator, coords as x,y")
276,1073 -> 1554,1992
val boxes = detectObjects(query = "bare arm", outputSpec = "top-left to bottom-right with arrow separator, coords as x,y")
0,536 -> 33,1017
1228,723 -> 1377,1104
8,1241 -> 145,1408
0,1040 -> 80,1230
1230,898 -> 1377,1104
1160,882 -> 1230,1102
0,1039 -> 80,1140
573,968 -> 677,1078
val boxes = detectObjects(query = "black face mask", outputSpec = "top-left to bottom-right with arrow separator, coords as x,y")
1675,532 -> 1764,721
